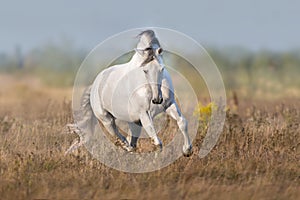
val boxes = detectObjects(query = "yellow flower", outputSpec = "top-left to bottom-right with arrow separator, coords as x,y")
193,102 -> 217,123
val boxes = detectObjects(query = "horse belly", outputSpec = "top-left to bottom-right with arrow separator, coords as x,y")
96,67 -> 153,123
101,81 -> 147,122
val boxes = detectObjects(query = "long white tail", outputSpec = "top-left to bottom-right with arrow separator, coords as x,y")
65,86 -> 98,155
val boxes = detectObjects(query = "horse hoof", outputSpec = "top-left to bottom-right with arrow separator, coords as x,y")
153,143 -> 162,152
122,144 -> 135,152
183,145 -> 193,157
152,138 -> 162,150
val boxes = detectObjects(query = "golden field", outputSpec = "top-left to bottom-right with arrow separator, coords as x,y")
0,74 -> 299,199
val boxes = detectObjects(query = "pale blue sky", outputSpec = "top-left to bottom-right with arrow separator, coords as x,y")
1,0 -> 300,53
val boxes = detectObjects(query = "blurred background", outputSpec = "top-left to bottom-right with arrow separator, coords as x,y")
1,0 -> 300,99
1,2 -> 300,199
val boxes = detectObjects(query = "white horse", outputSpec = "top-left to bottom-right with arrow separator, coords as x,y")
66,30 -> 192,156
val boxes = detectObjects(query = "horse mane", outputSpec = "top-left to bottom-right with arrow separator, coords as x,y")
137,30 -> 160,47
137,30 -> 155,39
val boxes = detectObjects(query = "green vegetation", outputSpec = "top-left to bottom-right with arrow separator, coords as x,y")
0,40 -> 85,87
1,44 -> 299,98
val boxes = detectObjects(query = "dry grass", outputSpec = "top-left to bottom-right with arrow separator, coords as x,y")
0,75 -> 299,199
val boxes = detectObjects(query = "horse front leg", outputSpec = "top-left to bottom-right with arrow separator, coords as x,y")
140,111 -> 162,150
165,102 -> 193,157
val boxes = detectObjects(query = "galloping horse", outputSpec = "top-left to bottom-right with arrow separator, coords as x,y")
66,30 -> 192,156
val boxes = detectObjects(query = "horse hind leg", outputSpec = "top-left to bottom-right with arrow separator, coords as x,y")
99,113 -> 133,151
127,122 -> 142,149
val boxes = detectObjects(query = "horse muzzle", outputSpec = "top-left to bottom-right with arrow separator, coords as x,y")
152,97 -> 163,104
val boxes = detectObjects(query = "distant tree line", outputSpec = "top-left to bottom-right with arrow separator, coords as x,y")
0,42 -> 299,97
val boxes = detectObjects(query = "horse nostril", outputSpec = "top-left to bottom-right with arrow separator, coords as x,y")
152,98 -> 163,104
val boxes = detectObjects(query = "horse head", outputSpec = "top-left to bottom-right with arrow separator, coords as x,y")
136,30 -> 165,104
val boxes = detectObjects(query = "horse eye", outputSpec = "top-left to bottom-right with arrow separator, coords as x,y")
144,47 -> 152,51
157,48 -> 163,55
143,69 -> 148,74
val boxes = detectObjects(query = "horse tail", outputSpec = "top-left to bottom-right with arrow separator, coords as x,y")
65,85 -> 98,154
80,85 -> 94,122
79,85 -> 99,136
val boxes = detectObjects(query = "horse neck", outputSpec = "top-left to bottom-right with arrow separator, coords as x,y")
124,53 -> 148,84
127,53 -> 144,70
